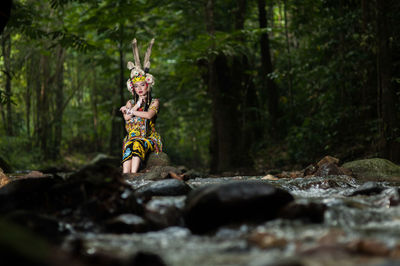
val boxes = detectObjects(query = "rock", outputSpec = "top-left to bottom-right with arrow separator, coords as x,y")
104,214 -> 148,233
248,231 -> 287,249
146,152 -> 170,168
278,202 -> 327,223
183,181 -> 294,234
262,174 -> 279,180
263,259 -> 304,266
348,182 -> 385,196
346,239 -> 391,256
138,166 -> 183,180
276,171 -> 303,179
128,251 -> 167,266
314,162 -> 348,177
24,171 -> 52,178
342,158 -> 400,182
5,210 -> 67,244
134,179 -> 192,199
69,154 -> 122,184
317,155 -> 340,168
144,197 -> 183,229
181,169 -> 205,180
0,219 -> 52,266
303,164 -> 317,176
0,175 -> 62,213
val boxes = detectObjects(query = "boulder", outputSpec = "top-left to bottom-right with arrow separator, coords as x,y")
183,181 -> 294,234
69,154 -> 121,184
342,158 -> 400,182
314,163 -> 348,177
137,165 -> 183,181
0,175 -> 62,213
317,155 -> 340,168
134,179 -> 192,199
146,152 -> 170,168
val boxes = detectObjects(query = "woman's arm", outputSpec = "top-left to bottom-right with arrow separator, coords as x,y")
120,100 -> 134,121
130,99 -> 159,120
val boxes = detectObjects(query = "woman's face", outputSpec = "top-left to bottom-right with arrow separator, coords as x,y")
133,81 -> 148,97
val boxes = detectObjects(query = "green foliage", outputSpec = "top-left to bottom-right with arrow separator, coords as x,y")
1,0 -> 399,171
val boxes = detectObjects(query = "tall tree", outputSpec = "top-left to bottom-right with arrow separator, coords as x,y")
376,0 -> 400,162
1,31 -> 13,135
53,45 -> 66,158
257,0 -> 280,137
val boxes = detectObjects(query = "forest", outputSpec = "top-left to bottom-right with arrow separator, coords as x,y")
0,0 -> 399,173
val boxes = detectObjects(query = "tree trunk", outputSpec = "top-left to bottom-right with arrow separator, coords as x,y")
283,0 -> 293,107
2,32 -> 13,136
26,56 -> 32,138
91,69 -> 100,152
53,46 -> 65,158
109,35 -> 125,156
206,0 -> 256,173
38,54 -> 50,157
376,0 -> 400,162
205,0 -> 240,173
205,0 -> 218,172
257,0 -> 280,137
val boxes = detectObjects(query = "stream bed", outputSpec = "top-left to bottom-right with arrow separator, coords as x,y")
59,175 -> 400,266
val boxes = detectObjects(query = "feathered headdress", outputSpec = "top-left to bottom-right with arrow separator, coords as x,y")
126,38 -> 155,92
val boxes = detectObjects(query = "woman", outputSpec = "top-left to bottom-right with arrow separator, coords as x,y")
120,38 -> 162,174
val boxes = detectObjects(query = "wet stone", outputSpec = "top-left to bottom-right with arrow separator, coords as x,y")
134,179 -> 192,199
278,202 -> 327,223
248,231 -> 288,249
128,251 -> 167,266
104,214 -> 148,233
144,196 -> 185,229
183,181 -> 294,234
314,162 -> 348,177
348,181 -> 385,196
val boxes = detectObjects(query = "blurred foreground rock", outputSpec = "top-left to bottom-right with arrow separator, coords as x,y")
183,181 -> 294,234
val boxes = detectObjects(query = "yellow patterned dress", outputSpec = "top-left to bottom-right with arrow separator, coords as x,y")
121,98 -> 162,165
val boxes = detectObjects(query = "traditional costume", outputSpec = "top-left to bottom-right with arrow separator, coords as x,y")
121,39 -> 162,166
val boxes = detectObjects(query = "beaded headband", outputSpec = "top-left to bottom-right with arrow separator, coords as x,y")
126,38 -> 155,93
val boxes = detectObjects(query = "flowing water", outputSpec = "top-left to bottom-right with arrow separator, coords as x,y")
62,176 -> 400,266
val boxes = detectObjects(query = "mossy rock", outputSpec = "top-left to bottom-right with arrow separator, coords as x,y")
146,152 -> 170,168
342,158 -> 400,182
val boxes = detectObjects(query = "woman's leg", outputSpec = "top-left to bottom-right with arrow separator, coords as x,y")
131,156 -> 141,173
123,159 -> 132,173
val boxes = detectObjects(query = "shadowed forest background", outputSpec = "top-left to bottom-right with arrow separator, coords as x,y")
0,0 -> 399,174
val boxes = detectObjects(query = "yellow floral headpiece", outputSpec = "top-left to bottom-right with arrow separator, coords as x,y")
131,75 -> 146,83
126,38 -> 155,92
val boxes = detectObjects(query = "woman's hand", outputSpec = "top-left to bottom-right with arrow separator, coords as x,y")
120,106 -> 127,114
